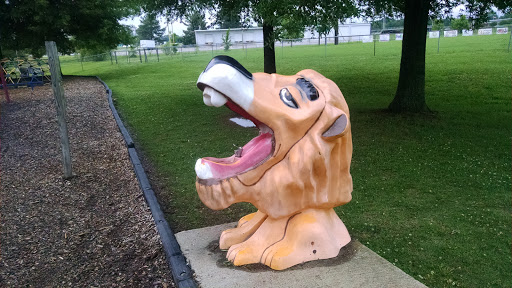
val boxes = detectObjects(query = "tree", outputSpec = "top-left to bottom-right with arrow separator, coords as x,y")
144,0 -> 356,73
451,15 -> 470,32
215,5 -> 243,29
360,0 -> 511,113
136,13 -> 165,40
214,0 -> 358,73
279,17 -> 306,40
182,10 -> 207,45
222,29 -> 232,51
0,0 -> 138,58
431,18 -> 445,31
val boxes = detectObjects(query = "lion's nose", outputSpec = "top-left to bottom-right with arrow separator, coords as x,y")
197,56 -> 254,111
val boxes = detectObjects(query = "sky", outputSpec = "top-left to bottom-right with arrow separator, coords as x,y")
120,5 -> 501,37
120,16 -> 188,36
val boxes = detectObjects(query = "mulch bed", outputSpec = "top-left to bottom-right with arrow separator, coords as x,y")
0,78 -> 174,287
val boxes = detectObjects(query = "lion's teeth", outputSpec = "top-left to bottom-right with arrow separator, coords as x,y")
195,159 -> 213,179
203,95 -> 212,106
203,86 -> 227,107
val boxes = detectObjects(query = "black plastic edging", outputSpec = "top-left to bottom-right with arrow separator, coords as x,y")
96,77 -> 197,288
95,77 -> 134,148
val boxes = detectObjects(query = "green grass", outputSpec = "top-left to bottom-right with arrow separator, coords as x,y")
62,34 -> 512,288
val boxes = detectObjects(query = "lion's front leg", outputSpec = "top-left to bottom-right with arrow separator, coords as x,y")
219,210 -> 267,250
222,208 -> 351,270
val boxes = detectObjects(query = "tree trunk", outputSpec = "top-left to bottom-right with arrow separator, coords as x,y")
334,25 -> 339,45
388,0 -> 430,113
263,21 -> 276,74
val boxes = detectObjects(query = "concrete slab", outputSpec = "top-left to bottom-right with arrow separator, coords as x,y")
176,223 -> 427,288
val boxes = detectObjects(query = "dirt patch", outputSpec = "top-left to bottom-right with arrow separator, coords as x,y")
0,78 -> 173,287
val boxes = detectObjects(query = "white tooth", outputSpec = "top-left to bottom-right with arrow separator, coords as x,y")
195,159 -> 213,179
204,86 -> 228,107
203,94 -> 212,106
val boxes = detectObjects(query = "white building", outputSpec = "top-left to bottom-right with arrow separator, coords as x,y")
304,23 -> 371,39
194,27 -> 263,45
194,23 -> 371,46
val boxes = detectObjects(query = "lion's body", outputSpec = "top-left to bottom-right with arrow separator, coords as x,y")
195,62 -> 353,270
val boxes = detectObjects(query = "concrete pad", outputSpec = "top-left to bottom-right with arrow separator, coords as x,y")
176,223 -> 427,288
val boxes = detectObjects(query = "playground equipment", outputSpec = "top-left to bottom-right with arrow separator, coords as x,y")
195,56 -> 353,270
0,57 -> 51,90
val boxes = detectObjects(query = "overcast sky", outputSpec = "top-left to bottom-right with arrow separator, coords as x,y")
120,4 -> 501,37
120,16 -> 188,36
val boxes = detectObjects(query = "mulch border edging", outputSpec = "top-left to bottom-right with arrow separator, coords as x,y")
95,76 -> 197,288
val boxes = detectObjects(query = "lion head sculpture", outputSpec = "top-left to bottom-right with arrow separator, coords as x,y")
195,56 -> 353,270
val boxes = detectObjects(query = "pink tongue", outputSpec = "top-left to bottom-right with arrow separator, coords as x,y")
202,133 -> 273,179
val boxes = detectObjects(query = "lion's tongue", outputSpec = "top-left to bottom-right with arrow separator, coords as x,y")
200,133 -> 272,179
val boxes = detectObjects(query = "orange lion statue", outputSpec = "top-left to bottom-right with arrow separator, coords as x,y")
195,56 -> 353,270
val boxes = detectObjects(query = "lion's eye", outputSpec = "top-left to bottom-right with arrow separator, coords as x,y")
280,88 -> 298,109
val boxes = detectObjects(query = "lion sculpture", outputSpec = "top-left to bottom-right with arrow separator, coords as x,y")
195,55 -> 353,270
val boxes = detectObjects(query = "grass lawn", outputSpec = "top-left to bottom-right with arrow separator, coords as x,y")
62,34 -> 511,288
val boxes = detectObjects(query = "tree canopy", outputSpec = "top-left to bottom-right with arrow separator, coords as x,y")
136,13 -> 165,41
181,10 -> 207,45
0,0 -> 139,58
212,0 -> 358,72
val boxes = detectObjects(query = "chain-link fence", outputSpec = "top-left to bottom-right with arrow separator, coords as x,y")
62,26 -> 511,72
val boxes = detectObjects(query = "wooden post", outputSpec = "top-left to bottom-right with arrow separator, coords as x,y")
143,48 -> 148,63
110,51 -> 113,65
508,28 -> 511,53
114,51 -> 118,64
437,31 -> 441,53
156,48 -> 159,62
0,66 -> 10,103
374,36 -> 376,56
138,49 -> 142,63
45,41 -> 73,179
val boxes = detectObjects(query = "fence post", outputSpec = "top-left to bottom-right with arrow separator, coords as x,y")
156,48 -> 160,62
45,41 -> 73,179
0,66 -> 11,103
114,51 -> 118,64
139,49 -> 142,63
373,37 -> 376,56
437,31 -> 441,53
508,28 -> 511,53
324,37 -> 327,58
144,49 -> 148,63
110,52 -> 113,65
80,56 -> 84,71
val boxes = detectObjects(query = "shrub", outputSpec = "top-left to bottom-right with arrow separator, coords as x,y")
222,29 -> 232,51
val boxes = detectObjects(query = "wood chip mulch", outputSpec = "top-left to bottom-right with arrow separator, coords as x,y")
0,78 -> 174,287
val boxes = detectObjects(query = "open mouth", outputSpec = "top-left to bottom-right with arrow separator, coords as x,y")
195,86 -> 275,181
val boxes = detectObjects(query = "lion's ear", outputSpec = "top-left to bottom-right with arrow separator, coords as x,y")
322,113 -> 349,139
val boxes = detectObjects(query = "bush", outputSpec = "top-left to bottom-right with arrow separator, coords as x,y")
222,29 -> 232,51
451,15 -> 470,33
432,19 -> 444,31
162,42 -> 178,55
